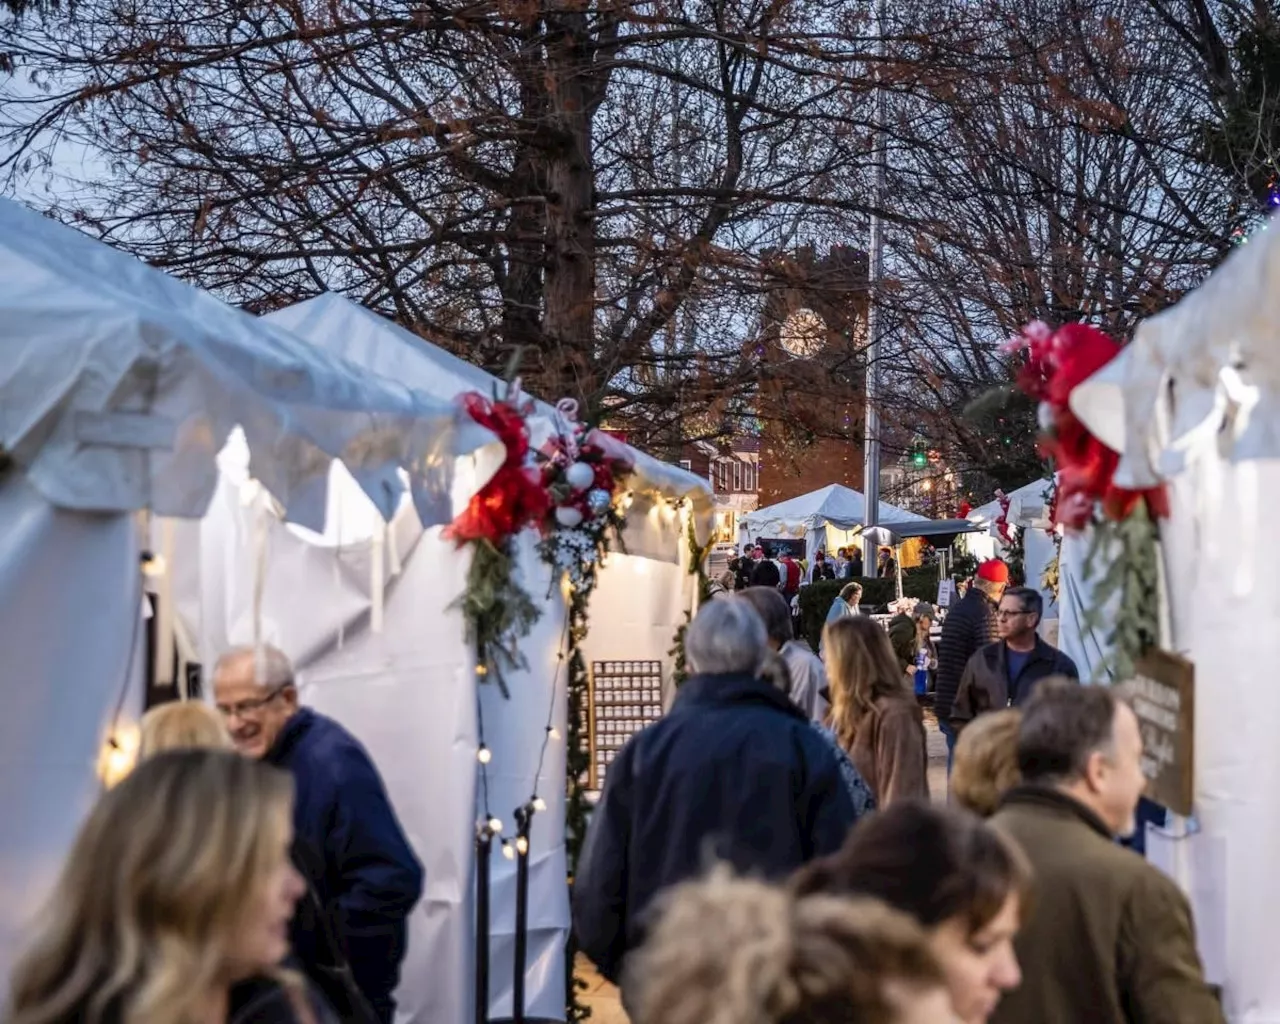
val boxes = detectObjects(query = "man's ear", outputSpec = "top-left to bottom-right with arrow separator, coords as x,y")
1083,749 -> 1108,793
281,684 -> 300,711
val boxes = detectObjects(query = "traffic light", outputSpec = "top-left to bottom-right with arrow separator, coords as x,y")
911,440 -> 927,468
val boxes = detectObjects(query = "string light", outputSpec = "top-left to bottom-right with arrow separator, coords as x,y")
502,841 -> 515,860
532,796 -> 547,811
547,726 -> 561,741
516,836 -> 530,855
477,745 -> 492,764
475,663 -> 488,677
488,816 -> 504,833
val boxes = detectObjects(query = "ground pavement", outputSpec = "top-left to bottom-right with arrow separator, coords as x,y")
575,712 -> 950,1021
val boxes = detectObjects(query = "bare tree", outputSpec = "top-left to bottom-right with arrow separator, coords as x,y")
0,0 -> 893,451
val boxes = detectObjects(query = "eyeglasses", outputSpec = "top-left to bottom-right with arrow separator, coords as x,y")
996,608 -> 1034,620
215,685 -> 289,719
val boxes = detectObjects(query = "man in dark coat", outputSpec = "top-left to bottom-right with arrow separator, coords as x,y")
935,560 -> 1006,768
990,681 -> 1223,1024
573,597 -> 858,990
750,546 -> 782,589
951,586 -> 1078,730
215,646 -> 424,1024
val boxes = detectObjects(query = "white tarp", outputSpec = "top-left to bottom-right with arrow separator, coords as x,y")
0,199 -> 498,532
741,483 -> 925,565
0,474 -> 145,1005
265,293 -> 715,555
966,479 -> 1061,624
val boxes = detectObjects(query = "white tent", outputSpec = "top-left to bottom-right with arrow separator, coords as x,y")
1069,222 -> 1280,1020
741,484 -> 925,565
217,293 -> 707,1021
0,199 -> 498,1007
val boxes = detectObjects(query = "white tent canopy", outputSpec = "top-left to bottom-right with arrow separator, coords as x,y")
741,484 -> 925,567
0,202 -> 501,1011
1069,227 -> 1280,1020
968,478 -> 1053,529
267,293 -> 715,559
0,199 -> 499,532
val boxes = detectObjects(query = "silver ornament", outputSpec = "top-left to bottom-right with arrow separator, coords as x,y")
587,488 -> 612,516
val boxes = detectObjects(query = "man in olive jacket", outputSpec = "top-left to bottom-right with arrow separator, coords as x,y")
990,682 -> 1223,1024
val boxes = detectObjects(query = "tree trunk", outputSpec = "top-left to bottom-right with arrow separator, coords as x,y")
542,4 -> 598,403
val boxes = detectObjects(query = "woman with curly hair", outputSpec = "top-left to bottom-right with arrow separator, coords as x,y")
626,870 -> 955,1024
5,749 -> 328,1024
950,709 -> 1022,818
823,615 -> 929,804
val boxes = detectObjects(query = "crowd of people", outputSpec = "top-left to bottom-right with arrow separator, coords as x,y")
576,564 -> 1223,1024
2,550 -> 1222,1024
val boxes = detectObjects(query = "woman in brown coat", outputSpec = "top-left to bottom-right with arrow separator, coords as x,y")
823,615 -> 929,805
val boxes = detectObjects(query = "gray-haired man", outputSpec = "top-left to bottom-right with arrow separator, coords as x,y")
573,597 -> 857,988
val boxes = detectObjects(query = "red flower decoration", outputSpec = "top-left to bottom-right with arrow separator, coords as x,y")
447,395 -> 551,545
1009,321 -> 1167,529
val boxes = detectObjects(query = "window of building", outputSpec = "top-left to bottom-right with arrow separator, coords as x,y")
743,462 -> 755,492
717,462 -> 727,490
733,461 -> 742,491
679,459 -> 692,471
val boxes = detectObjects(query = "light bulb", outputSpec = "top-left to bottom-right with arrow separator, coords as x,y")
548,726 -> 562,741
502,843 -> 515,860
516,836 -> 530,855
477,746 -> 492,764
532,796 -> 547,811
476,663 -> 488,677
488,816 -> 503,833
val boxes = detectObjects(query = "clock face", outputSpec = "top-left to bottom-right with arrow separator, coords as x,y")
780,308 -> 826,358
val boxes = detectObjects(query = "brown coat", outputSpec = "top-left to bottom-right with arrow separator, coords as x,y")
990,787 -> 1224,1024
847,694 -> 929,806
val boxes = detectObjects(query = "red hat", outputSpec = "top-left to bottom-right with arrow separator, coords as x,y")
977,559 -> 1010,584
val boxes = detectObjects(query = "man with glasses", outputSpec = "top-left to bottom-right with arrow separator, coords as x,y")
214,645 -> 423,1024
950,586 -> 1079,734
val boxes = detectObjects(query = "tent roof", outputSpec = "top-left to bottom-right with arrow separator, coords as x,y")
267,294 -> 714,535
969,478 -> 1053,526
0,200 -> 494,531
744,483 -> 926,533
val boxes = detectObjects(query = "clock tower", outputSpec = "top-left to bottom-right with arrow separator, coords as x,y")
756,245 -> 869,505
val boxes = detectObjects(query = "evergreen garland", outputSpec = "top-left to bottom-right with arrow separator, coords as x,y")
1084,499 -> 1161,680
563,568 -> 595,1021
668,512 -> 713,689
452,537 -> 540,698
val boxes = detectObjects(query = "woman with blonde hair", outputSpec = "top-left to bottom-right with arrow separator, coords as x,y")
5,749 -> 328,1024
138,699 -> 233,760
823,615 -> 929,805
950,709 -> 1022,818
626,870 -> 955,1024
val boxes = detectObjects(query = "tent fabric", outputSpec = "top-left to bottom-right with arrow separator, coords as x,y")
968,478 -> 1053,530
265,293 -> 715,550
0,474 -> 145,1007
0,199 -> 498,533
1070,217 -> 1280,488
743,483 -> 925,536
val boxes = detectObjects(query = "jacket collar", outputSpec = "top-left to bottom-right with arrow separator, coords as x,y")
265,706 -> 316,765
999,784 -> 1115,840
991,636 -> 1055,668
676,671 -> 807,721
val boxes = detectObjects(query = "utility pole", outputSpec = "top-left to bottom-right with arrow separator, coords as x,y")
862,0 -> 888,579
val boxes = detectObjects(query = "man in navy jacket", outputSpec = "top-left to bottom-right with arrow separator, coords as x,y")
573,598 -> 857,990
215,646 -> 423,1024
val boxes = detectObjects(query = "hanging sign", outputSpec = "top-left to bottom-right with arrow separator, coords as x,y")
937,578 -> 956,608
1122,649 -> 1195,817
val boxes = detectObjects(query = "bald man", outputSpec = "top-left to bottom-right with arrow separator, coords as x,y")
214,646 -> 423,1024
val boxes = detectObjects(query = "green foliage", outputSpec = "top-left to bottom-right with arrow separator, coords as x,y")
669,515 -> 713,689
1083,501 -> 1161,681
564,562 -> 595,1022
798,568 -> 942,643
451,538 -> 540,698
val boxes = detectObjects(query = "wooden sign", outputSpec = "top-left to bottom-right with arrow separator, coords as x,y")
1123,650 -> 1195,817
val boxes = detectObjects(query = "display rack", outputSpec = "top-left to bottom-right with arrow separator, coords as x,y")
587,660 -> 664,790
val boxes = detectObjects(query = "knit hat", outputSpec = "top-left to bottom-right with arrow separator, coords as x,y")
977,559 -> 1010,584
